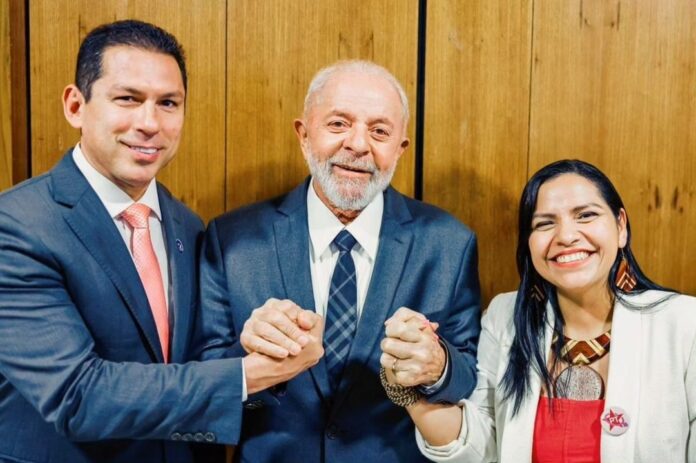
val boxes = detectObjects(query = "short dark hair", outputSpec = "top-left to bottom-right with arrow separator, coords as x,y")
501,159 -> 670,414
75,19 -> 187,101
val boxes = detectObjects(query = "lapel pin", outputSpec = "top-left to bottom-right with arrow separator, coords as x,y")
601,406 -> 630,436
175,239 -> 184,253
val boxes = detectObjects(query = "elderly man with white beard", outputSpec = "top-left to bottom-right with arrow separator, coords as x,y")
193,60 -> 482,463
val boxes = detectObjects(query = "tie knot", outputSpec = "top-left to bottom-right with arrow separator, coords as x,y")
121,203 -> 152,229
333,230 -> 357,253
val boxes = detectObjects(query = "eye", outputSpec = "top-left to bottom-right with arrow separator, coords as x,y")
577,211 -> 599,221
371,127 -> 391,139
160,99 -> 181,109
532,220 -> 554,231
327,119 -> 348,130
114,95 -> 137,104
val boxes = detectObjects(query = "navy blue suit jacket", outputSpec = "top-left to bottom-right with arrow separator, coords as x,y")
196,179 -> 481,463
0,152 -> 244,463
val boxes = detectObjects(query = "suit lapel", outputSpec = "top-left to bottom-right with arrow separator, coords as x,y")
52,152 -> 165,363
332,188 -> 413,409
159,188 -> 191,363
273,181 -> 331,400
602,299 -> 641,463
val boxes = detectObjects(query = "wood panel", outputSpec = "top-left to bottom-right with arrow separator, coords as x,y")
226,0 -> 419,209
423,1 -> 533,304
29,0 -> 226,221
529,0 -> 696,295
1,0 -> 27,191
0,0 -> 11,190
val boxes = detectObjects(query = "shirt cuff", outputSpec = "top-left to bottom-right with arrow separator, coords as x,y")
241,357 -> 248,401
419,340 -> 449,395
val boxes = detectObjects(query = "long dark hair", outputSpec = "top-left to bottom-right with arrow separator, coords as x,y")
501,159 -> 669,414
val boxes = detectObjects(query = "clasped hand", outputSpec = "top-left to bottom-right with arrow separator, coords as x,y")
380,307 -> 446,387
241,298 -> 324,394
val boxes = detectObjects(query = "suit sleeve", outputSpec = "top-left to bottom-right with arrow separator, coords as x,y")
192,219 -> 247,361
0,210 -> 243,444
425,233 -> 481,404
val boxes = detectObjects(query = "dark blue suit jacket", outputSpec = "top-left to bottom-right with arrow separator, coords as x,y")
0,152 -> 244,463
196,179 -> 481,463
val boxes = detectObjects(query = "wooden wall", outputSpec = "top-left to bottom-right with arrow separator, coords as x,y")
0,0 -> 27,191
0,0 -> 11,191
2,0 -> 695,302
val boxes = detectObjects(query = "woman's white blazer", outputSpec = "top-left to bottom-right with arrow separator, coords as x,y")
417,290 -> 696,463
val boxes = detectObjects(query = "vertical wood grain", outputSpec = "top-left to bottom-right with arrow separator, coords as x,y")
225,0 -> 419,210
423,0 -> 533,303
0,0 -> 27,189
0,0 -> 12,190
529,0 -> 696,294
28,0 -> 226,221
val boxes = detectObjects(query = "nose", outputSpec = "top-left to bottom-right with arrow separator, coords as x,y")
134,102 -> 160,136
344,125 -> 369,156
555,218 -> 580,246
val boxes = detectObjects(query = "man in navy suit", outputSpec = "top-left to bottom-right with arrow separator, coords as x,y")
196,61 -> 481,462
0,20 -> 321,463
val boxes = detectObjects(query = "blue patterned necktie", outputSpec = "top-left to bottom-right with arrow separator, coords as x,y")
324,230 -> 358,390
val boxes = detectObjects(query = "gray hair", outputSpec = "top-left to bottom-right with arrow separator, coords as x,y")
303,60 -> 410,124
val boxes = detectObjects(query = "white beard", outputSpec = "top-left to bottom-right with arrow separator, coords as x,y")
305,146 -> 396,211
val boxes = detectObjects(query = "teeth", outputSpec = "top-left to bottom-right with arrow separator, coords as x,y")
556,252 -> 589,263
132,146 -> 157,155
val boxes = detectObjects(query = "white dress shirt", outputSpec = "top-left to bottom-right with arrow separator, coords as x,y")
306,179 -> 382,317
72,144 -> 170,310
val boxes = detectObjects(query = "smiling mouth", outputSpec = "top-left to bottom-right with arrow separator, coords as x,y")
554,251 -> 591,264
123,143 -> 160,155
332,163 -> 373,174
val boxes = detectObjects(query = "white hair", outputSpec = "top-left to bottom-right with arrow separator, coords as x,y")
303,60 -> 410,123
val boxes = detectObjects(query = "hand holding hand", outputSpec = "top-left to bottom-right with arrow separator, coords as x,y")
244,316 -> 325,395
240,298 -> 320,358
380,307 -> 445,388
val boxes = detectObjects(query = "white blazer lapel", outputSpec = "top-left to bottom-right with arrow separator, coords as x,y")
601,300 -> 642,463
500,305 -> 556,463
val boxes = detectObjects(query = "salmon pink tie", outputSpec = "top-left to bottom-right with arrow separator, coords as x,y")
121,203 -> 169,362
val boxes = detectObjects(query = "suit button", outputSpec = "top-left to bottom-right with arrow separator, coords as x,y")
181,433 -> 193,442
204,432 -> 216,442
171,432 -> 182,441
194,432 -> 205,442
326,424 -> 339,439
244,399 -> 264,410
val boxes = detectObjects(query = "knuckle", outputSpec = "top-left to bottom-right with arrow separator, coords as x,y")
382,338 -> 393,351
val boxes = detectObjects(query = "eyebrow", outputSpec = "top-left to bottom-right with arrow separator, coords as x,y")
112,86 -> 184,99
532,202 -> 604,219
326,110 -> 394,126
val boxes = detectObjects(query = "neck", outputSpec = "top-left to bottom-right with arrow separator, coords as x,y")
312,180 -> 362,225
557,286 -> 614,339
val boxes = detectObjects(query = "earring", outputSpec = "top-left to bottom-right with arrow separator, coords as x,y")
615,251 -> 637,292
531,283 -> 545,302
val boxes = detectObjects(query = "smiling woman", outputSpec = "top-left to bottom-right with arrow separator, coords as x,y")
380,159 -> 696,463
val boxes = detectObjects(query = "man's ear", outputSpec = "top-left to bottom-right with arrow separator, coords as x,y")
62,84 -> 86,129
397,137 -> 410,159
294,118 -> 310,158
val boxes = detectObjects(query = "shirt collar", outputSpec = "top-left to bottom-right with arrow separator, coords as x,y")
72,143 -> 162,221
306,178 -> 383,261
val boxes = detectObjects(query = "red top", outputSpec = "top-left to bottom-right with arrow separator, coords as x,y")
532,397 -> 604,463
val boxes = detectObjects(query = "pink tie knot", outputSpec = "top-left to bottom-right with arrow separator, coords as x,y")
122,203 -> 151,229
